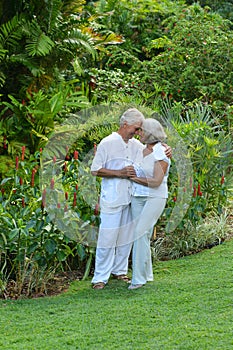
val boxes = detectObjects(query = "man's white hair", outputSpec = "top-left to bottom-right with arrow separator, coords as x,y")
120,108 -> 145,126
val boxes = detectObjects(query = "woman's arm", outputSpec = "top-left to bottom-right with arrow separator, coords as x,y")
130,160 -> 168,188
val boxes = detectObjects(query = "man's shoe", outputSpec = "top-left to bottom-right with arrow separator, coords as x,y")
92,282 -> 105,289
112,274 -> 131,283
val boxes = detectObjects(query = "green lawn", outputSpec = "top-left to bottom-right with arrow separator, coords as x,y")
1,240 -> 233,350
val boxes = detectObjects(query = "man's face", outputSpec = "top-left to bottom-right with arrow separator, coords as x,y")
125,122 -> 142,139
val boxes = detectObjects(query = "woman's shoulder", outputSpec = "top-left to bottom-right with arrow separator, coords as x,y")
153,143 -> 169,161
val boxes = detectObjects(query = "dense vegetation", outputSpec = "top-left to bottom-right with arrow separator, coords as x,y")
0,0 -> 232,297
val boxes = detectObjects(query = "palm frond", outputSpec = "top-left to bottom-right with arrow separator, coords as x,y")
46,0 -> 63,33
9,54 -> 45,76
24,20 -> 55,57
0,46 -> 7,61
63,29 -> 96,58
0,15 -> 23,48
0,71 -> 6,88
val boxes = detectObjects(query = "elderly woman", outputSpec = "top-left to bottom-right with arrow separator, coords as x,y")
128,118 -> 171,290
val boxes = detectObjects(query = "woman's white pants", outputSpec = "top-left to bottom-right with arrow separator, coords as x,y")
131,196 -> 166,285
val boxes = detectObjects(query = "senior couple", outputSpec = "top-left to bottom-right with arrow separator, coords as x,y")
91,108 -> 171,290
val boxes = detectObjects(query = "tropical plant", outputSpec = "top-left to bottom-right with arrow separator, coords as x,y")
142,3 -> 233,111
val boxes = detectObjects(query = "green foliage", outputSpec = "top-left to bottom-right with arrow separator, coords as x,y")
0,147 -> 97,297
143,4 -> 233,109
1,81 -> 90,155
186,0 -> 233,21
153,100 -> 232,258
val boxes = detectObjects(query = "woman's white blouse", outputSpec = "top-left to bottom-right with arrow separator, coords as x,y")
132,142 -> 170,198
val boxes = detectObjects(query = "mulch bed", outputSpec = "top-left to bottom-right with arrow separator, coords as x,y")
1,270 -> 83,300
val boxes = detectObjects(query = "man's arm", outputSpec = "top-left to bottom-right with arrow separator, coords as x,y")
91,166 -> 136,179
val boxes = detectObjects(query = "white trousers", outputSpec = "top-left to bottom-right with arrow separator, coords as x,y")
131,196 -> 166,285
92,205 -> 134,284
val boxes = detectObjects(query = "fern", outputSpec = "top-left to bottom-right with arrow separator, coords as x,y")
0,47 -> 7,61
26,32 -> 55,57
23,20 -> 55,57
46,0 -> 63,33
0,71 -> 6,88
9,54 -> 44,76
0,15 -> 23,48
63,29 -> 96,58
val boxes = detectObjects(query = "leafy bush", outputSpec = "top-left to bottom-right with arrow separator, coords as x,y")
0,146 -> 97,297
152,101 -> 232,258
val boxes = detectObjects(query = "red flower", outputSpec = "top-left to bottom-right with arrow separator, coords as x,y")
31,168 -> 36,187
221,175 -> 225,185
57,203 -> 61,209
50,178 -> 55,190
22,198 -> 25,208
193,186 -> 197,197
53,156 -> 56,163
20,177 -> 23,186
197,183 -> 202,196
21,146 -> 26,161
64,162 -> 67,172
173,197 -> 177,202
42,188 -> 46,208
73,192 -> 77,207
65,192 -> 68,200
94,203 -> 100,215
74,150 -> 79,160
40,148 -> 43,153
3,136 -> 7,149
75,184 -> 78,191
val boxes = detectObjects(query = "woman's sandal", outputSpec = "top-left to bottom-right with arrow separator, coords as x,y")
92,282 -> 105,290
112,274 -> 131,283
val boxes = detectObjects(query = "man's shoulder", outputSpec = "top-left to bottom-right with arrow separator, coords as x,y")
99,132 -> 119,144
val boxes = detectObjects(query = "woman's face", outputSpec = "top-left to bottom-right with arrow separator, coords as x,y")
138,128 -> 146,143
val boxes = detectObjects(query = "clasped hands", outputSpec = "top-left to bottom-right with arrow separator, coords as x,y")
120,165 -> 137,179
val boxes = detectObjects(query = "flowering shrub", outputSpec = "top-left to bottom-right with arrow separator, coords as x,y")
152,101 -> 232,258
0,145 -> 98,297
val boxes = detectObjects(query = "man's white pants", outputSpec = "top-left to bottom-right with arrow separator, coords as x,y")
92,205 -> 133,284
131,196 -> 166,285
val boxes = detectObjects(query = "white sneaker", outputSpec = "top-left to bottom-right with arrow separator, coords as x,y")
128,284 -> 144,290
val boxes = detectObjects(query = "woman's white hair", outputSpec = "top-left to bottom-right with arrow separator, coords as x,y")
142,118 -> 167,144
119,108 -> 145,126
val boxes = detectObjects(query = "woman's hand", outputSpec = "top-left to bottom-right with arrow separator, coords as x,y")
162,144 -> 172,159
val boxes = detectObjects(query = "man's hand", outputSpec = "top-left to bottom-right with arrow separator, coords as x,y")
120,165 -> 136,178
93,165 -> 136,178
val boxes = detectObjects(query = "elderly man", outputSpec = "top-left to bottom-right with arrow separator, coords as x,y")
91,108 -> 171,289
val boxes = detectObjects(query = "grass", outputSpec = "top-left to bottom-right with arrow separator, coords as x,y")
1,239 -> 233,350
